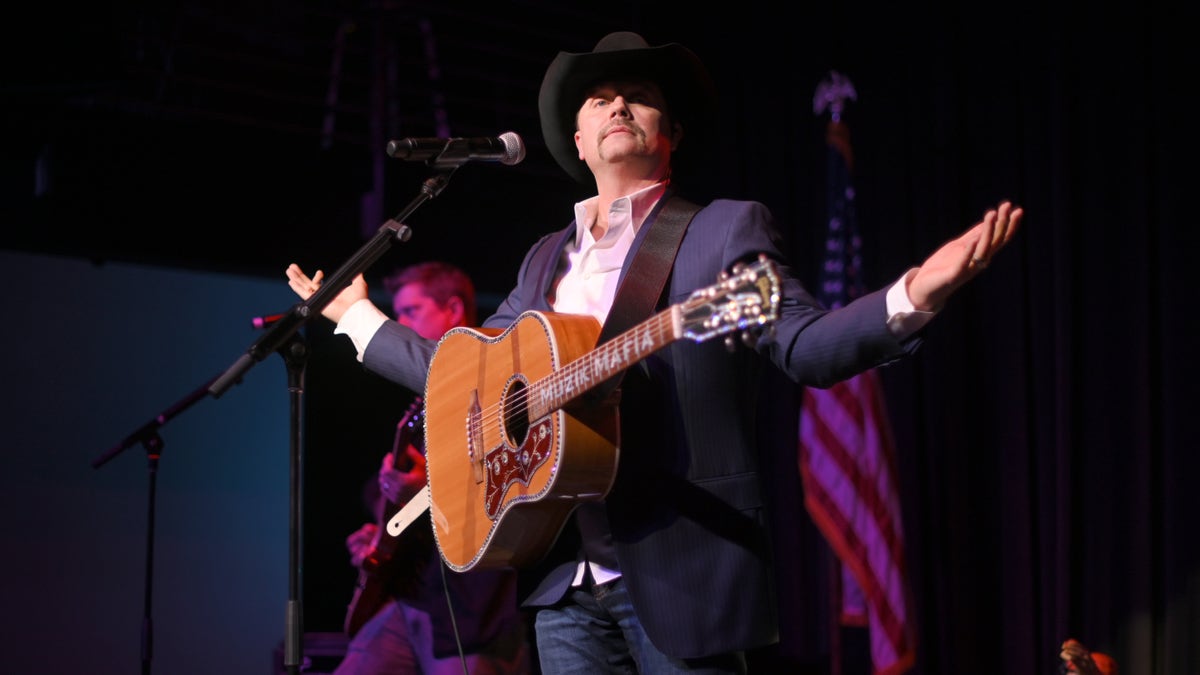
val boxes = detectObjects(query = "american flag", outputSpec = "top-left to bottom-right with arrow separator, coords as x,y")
801,74 -> 916,675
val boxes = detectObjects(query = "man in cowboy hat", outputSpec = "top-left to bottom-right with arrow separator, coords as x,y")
287,30 -> 1022,674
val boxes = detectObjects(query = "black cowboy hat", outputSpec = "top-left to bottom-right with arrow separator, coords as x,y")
537,31 -> 718,186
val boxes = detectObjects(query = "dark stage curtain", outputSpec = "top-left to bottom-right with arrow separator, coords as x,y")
656,4 -> 1197,674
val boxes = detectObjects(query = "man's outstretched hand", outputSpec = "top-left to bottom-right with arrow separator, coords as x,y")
286,264 -> 369,324
906,200 -> 1023,312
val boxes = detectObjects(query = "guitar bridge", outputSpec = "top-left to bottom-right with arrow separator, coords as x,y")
466,389 -> 485,484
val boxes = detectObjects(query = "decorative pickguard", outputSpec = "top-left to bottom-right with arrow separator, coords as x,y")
483,418 -> 553,517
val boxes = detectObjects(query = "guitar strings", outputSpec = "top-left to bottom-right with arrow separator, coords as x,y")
467,307 -> 680,447
464,261 -> 772,449
428,261 -> 775,504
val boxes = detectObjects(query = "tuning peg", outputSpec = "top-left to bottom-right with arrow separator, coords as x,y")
741,330 -> 758,349
724,335 -> 738,352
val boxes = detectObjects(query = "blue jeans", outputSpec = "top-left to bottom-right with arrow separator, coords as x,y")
533,578 -> 746,675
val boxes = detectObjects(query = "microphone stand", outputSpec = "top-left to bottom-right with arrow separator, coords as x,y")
216,167 -> 460,675
95,164 -> 462,675
93,376 -> 218,675
207,166 -> 459,397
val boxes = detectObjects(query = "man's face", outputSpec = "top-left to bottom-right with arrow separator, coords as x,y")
574,79 -> 678,177
392,282 -> 461,340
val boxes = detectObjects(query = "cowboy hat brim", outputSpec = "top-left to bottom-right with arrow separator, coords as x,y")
538,31 -> 717,186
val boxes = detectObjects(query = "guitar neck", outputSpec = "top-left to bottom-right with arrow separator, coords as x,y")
376,397 -> 424,522
528,306 -> 680,419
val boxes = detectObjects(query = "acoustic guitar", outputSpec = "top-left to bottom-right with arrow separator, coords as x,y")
407,256 -> 781,573
343,396 -> 434,637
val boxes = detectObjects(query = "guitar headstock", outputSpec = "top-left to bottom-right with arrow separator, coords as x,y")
679,255 -> 781,344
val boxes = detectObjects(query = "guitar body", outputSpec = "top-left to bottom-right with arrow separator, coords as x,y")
424,311 -> 621,572
343,400 -> 434,637
344,566 -> 386,639
411,257 -> 780,573
343,511 -> 433,636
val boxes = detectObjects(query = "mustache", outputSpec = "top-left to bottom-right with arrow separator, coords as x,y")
599,120 -> 644,142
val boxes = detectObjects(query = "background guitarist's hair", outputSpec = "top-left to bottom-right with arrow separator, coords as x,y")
383,261 -> 478,326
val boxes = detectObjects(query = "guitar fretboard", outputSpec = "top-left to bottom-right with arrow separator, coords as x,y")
530,306 -> 680,419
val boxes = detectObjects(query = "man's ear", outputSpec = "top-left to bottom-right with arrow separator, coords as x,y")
446,296 -> 465,324
575,130 -> 585,159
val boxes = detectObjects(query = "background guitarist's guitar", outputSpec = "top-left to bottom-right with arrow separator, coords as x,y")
412,256 -> 781,573
343,396 -> 434,638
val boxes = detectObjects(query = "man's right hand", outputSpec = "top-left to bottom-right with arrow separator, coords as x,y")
346,522 -> 379,568
379,446 -> 427,505
285,264 -> 369,324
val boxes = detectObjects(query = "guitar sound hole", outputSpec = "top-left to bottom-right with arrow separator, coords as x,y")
503,380 -> 530,448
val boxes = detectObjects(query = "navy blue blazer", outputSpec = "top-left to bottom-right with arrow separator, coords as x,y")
363,197 -> 921,659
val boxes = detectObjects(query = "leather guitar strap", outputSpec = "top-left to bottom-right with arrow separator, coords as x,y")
573,194 -> 701,573
587,194 -> 701,403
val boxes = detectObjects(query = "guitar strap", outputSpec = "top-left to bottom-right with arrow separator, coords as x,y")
588,193 -> 701,403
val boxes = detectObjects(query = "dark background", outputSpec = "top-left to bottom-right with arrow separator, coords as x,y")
3,2 -> 1195,674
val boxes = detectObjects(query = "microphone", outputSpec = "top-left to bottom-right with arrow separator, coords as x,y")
386,131 -> 526,167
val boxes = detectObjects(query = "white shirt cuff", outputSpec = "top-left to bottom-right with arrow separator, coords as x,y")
885,268 -> 936,339
334,298 -> 390,362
